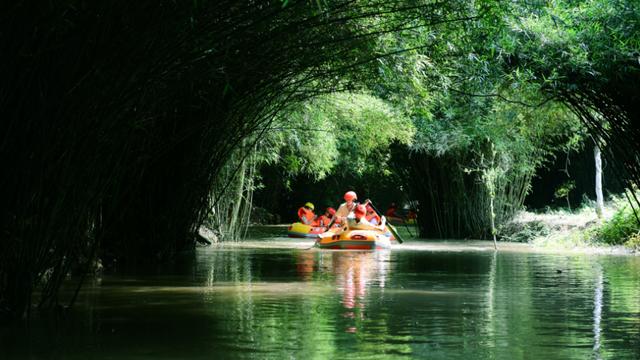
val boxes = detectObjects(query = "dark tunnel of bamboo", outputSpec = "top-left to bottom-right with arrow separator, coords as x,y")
0,0 -> 476,320
1,1 -> 639,320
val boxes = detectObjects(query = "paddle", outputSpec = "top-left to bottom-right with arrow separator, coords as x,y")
326,215 -> 337,229
318,210 -> 345,241
366,201 -> 404,244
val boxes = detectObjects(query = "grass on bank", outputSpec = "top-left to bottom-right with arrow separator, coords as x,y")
500,192 -> 640,252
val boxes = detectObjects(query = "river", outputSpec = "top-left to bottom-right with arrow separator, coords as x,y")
2,230 -> 639,359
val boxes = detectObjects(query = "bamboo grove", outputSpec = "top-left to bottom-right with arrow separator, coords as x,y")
0,0 -> 475,319
1,0 -> 639,320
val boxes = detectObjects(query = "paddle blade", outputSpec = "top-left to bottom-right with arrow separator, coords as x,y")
387,223 -> 404,244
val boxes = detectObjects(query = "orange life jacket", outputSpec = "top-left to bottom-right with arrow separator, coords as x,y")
298,207 -> 316,225
365,212 -> 381,225
317,215 -> 332,227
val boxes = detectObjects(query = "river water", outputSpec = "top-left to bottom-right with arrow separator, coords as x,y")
2,231 -> 640,359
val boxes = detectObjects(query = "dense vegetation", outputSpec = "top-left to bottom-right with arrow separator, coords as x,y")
0,0 -> 638,320
254,0 -> 640,240
594,194 -> 640,247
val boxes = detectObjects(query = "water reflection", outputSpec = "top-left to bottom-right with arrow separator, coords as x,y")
2,243 -> 640,360
295,251 -> 391,332
335,252 -> 388,329
592,264 -> 603,360
484,250 -> 497,343
295,252 -> 315,281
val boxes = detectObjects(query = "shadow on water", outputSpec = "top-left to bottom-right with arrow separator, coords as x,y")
1,228 -> 640,359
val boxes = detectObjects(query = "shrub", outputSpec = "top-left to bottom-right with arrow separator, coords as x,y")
499,220 -> 550,243
594,205 -> 640,245
624,232 -> 640,252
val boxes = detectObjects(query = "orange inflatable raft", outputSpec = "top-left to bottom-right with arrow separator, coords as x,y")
315,221 -> 391,250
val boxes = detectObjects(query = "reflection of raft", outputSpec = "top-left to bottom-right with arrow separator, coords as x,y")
316,222 -> 391,250
287,222 -> 325,238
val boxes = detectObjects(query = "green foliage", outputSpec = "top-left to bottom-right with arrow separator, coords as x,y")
2,0 -> 638,324
266,93 -> 414,180
375,18 -> 587,238
496,0 -> 640,197
499,0 -> 640,89
554,180 -> 576,209
365,0 -> 632,238
594,204 -> 640,245
1,0 -> 467,318
624,232 -> 640,252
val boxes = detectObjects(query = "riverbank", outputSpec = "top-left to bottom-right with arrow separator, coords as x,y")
205,225 -> 635,256
501,200 -> 640,255
202,199 -> 640,255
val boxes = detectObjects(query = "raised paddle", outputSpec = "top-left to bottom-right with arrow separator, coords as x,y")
366,201 -> 404,244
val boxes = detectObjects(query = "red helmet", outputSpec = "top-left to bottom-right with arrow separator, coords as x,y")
354,204 -> 366,218
344,191 -> 357,202
327,207 -> 336,215
366,203 -> 374,213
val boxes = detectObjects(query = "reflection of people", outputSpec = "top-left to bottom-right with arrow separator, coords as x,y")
331,251 -> 391,333
297,202 -> 318,225
308,251 -> 391,333
295,252 -> 315,281
333,253 -> 371,313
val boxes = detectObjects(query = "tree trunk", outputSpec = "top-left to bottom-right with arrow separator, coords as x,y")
228,155 -> 247,240
594,144 -> 604,219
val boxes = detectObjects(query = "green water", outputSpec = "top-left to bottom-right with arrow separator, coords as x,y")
2,235 -> 639,359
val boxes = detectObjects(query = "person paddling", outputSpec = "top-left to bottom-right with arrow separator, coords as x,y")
317,193 -> 399,244
334,192 -> 381,228
354,204 -> 371,225
354,203 -> 387,231
334,191 -> 358,224
317,207 -> 336,228
365,203 -> 381,225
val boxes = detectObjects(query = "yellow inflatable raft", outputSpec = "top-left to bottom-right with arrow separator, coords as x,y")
316,220 -> 391,250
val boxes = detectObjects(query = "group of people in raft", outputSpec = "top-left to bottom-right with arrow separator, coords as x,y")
297,190 -> 409,230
